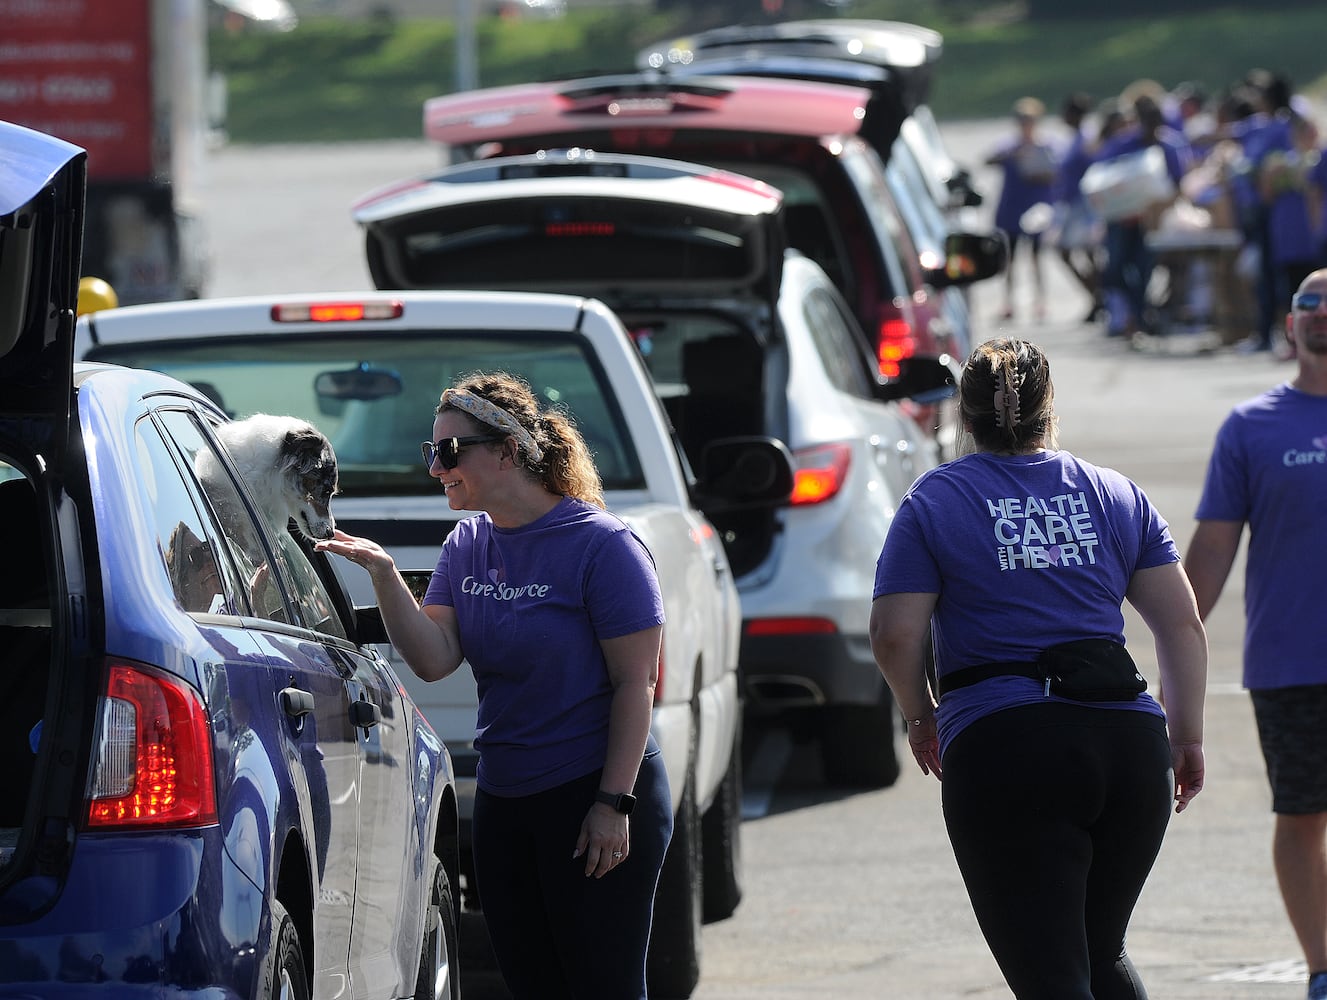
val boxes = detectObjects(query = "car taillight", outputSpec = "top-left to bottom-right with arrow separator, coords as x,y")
85,661 -> 218,830
270,300 -> 404,323
877,308 -> 917,380
790,442 -> 852,505
745,618 -> 838,637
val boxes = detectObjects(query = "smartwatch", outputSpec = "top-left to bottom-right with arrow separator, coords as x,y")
595,789 -> 637,815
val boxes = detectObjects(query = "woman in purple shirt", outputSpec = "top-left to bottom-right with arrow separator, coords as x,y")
319,371 -> 671,1000
870,338 -> 1207,1000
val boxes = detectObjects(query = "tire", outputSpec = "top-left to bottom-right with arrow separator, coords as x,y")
415,857 -> 461,1000
647,760 -> 702,999
819,684 -> 901,789
258,899 -> 309,1000
700,722 -> 743,923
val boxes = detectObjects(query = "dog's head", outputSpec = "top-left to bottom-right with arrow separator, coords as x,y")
277,424 -> 339,541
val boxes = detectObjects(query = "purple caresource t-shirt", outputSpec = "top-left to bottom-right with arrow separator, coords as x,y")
1195,384 -> 1327,689
874,450 -> 1172,755
424,496 -> 665,796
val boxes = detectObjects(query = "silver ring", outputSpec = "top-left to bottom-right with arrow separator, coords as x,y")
613,852 -> 623,859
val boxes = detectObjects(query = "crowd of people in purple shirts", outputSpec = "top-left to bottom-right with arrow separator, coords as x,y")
984,69 -> 1324,356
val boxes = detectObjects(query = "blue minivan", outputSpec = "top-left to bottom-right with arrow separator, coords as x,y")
0,119 -> 460,999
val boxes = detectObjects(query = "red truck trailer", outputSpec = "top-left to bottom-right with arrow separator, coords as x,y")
2,0 -> 210,304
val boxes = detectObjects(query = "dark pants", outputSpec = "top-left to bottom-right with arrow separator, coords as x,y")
471,749 -> 673,1000
1103,221 -> 1154,333
942,702 -> 1174,1000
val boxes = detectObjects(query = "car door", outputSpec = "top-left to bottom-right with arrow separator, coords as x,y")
156,407 -> 366,994
262,525 -> 415,999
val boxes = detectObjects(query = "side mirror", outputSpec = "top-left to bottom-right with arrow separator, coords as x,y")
874,354 -> 960,405
693,436 -> 795,513
923,231 -> 1009,289
946,168 -> 984,209
354,605 -> 389,645
354,569 -> 432,646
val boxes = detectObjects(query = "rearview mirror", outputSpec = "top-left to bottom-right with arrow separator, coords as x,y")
315,365 -> 404,401
923,231 -> 1009,289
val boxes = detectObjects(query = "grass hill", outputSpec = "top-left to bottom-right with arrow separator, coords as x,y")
210,4 -> 1327,143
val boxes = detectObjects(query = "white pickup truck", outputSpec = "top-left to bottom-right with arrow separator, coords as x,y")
73,288 -> 793,999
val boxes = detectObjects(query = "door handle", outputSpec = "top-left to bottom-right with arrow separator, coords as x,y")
350,699 -> 380,730
281,687 -> 314,718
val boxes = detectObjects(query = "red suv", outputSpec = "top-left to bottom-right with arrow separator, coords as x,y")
420,72 -> 1002,446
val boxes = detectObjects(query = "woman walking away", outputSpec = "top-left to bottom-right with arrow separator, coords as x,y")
870,338 -> 1207,999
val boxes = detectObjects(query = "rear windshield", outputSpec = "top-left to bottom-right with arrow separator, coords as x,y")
87,331 -> 644,495
376,197 -> 762,289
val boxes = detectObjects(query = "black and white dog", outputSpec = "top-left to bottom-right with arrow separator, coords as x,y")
200,414 -> 339,564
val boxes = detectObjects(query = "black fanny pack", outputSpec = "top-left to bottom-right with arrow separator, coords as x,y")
938,638 -> 1147,703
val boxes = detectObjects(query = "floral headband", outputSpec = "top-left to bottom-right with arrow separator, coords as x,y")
440,388 -> 544,463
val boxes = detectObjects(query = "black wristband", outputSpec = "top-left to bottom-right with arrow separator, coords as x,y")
595,789 -> 636,815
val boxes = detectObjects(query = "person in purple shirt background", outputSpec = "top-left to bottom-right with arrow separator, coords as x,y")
1094,91 -> 1193,338
1186,269 -> 1327,1000
1049,91 -> 1105,323
870,338 -> 1207,1000
318,370 -> 671,1000
985,96 -> 1058,323
1260,112 -> 1324,357
1230,69 -> 1299,352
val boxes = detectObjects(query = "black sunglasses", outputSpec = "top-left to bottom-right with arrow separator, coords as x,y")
1293,291 -> 1325,312
421,435 -> 504,471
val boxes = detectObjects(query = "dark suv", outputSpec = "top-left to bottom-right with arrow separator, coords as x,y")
421,71 -> 1003,450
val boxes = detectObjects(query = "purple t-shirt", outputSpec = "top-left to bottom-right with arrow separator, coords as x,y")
1310,154 -> 1327,241
874,450 -> 1172,755
1195,384 -> 1327,689
989,137 -> 1057,234
424,496 -> 665,796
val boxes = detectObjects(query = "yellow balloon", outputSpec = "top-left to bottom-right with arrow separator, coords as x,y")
77,276 -> 119,316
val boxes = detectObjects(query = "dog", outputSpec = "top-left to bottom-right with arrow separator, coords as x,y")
198,414 -> 339,567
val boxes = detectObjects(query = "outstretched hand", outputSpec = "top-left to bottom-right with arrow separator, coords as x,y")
315,529 -> 393,577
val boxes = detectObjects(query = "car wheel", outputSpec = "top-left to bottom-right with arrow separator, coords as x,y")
819,685 -> 901,789
647,753 -> 702,998
258,899 -> 309,1000
700,719 -> 743,923
415,857 -> 461,1000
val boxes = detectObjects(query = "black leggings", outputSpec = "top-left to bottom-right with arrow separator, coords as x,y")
471,750 -> 672,1000
941,702 -> 1173,1000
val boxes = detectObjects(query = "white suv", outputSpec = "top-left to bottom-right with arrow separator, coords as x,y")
352,150 -> 980,786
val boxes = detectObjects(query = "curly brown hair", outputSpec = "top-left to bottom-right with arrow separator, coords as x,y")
959,338 -> 1058,454
437,371 -> 605,508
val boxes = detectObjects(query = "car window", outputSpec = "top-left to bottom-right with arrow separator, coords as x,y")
160,409 -> 350,640
801,287 -> 876,399
617,309 -> 764,470
384,198 -> 763,287
150,408 -> 287,621
837,146 -> 919,298
88,332 -> 643,495
716,161 -> 849,289
135,413 -> 250,617
886,137 -> 950,257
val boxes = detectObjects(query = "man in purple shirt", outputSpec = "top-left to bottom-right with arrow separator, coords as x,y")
1186,268 -> 1327,1000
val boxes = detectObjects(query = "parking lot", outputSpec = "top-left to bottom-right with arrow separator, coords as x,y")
203,123 -> 1312,998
